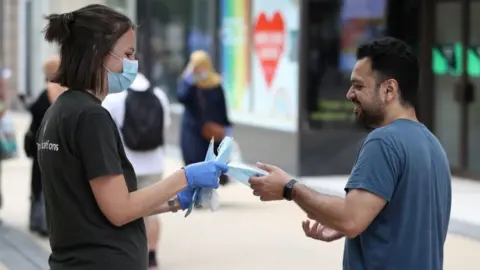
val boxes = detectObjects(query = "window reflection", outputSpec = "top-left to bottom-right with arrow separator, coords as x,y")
305,0 -> 387,129
137,0 -> 190,102
137,0 -> 216,103
188,0 -> 215,57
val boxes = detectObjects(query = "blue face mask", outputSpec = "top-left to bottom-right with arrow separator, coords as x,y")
107,52 -> 138,94
195,71 -> 209,81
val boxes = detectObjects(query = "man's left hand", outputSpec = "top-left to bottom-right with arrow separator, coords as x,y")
248,162 -> 291,201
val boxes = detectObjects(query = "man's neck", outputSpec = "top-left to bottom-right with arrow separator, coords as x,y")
377,107 -> 418,128
373,107 -> 419,128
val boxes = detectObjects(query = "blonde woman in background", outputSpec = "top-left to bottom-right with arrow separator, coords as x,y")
178,50 -> 232,187
24,55 -> 67,236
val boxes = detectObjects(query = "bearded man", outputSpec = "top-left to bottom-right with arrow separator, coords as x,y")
248,37 -> 452,270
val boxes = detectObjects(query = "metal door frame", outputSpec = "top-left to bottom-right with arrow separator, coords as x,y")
428,0 -> 477,178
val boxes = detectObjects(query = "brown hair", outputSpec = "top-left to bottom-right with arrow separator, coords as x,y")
43,4 -> 135,95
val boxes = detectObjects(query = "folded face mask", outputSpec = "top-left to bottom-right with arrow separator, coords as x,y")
185,137 -> 234,217
184,136 -> 270,217
225,162 -> 268,186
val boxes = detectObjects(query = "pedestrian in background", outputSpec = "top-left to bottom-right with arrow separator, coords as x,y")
24,55 -> 67,237
178,50 -> 232,186
39,5 -> 227,270
249,37 -> 452,270
103,67 -> 170,269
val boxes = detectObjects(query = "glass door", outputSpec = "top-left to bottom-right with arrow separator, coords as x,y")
468,1 -> 480,173
433,1 -> 467,170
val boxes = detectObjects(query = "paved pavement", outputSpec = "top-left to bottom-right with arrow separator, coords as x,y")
1,112 -> 480,269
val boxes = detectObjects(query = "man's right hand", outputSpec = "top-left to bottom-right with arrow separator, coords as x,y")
183,161 -> 228,189
302,219 -> 344,242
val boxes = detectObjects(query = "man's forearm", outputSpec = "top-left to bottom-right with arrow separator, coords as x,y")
292,184 -> 352,233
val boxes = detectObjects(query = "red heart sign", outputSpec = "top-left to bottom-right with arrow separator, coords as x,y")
253,11 -> 286,88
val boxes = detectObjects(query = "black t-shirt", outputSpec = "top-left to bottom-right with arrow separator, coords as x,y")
37,90 -> 147,270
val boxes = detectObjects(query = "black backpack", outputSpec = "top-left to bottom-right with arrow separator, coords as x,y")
121,87 -> 165,151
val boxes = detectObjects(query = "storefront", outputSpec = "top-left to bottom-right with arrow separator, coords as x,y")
140,0 -> 480,177
14,0 -> 479,177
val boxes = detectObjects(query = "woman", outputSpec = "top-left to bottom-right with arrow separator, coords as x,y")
178,51 -> 232,185
39,5 -> 227,270
24,55 -> 67,237
102,66 -> 171,269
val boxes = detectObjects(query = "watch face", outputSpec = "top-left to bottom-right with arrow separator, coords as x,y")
288,179 -> 298,188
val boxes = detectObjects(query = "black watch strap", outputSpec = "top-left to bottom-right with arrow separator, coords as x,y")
168,198 -> 178,213
283,179 -> 298,201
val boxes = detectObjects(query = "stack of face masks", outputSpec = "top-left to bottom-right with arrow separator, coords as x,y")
184,136 -> 268,217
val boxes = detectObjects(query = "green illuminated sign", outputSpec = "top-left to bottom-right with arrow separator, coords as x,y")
432,43 -> 480,76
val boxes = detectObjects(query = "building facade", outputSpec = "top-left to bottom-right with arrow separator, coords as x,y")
0,0 -> 21,108
137,0 -> 480,178
19,0 -> 480,178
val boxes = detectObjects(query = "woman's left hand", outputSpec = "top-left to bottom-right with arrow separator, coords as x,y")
177,187 -> 195,210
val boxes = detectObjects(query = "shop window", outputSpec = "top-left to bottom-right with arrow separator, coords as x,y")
188,0 -> 217,60
305,0 -> 388,129
219,0 -> 300,132
137,0 -> 191,102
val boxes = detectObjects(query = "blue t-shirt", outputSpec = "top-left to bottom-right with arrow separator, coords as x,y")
343,119 -> 452,270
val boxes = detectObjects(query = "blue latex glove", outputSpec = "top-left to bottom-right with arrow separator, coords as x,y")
186,138 -> 232,216
183,160 -> 228,189
225,126 -> 233,136
177,187 -> 195,210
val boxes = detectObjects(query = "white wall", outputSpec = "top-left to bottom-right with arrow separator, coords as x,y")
29,0 -> 52,98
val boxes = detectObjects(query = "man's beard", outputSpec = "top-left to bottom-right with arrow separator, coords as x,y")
354,102 -> 385,130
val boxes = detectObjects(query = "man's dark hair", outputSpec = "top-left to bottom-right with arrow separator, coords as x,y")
356,37 -> 419,107
43,4 -> 135,95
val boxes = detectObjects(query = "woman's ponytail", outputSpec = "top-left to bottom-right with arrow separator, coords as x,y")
43,12 -> 74,44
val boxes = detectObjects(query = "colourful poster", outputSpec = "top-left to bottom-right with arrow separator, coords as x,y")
219,0 -> 299,132
219,0 -> 251,113
250,0 -> 299,132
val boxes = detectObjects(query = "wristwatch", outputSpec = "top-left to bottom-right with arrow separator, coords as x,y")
168,198 -> 178,213
283,179 -> 298,201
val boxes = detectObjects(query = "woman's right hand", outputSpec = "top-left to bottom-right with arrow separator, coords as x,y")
183,161 -> 228,189
184,72 -> 195,85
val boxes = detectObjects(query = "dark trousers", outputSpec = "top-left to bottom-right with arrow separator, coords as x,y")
31,159 -> 42,201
